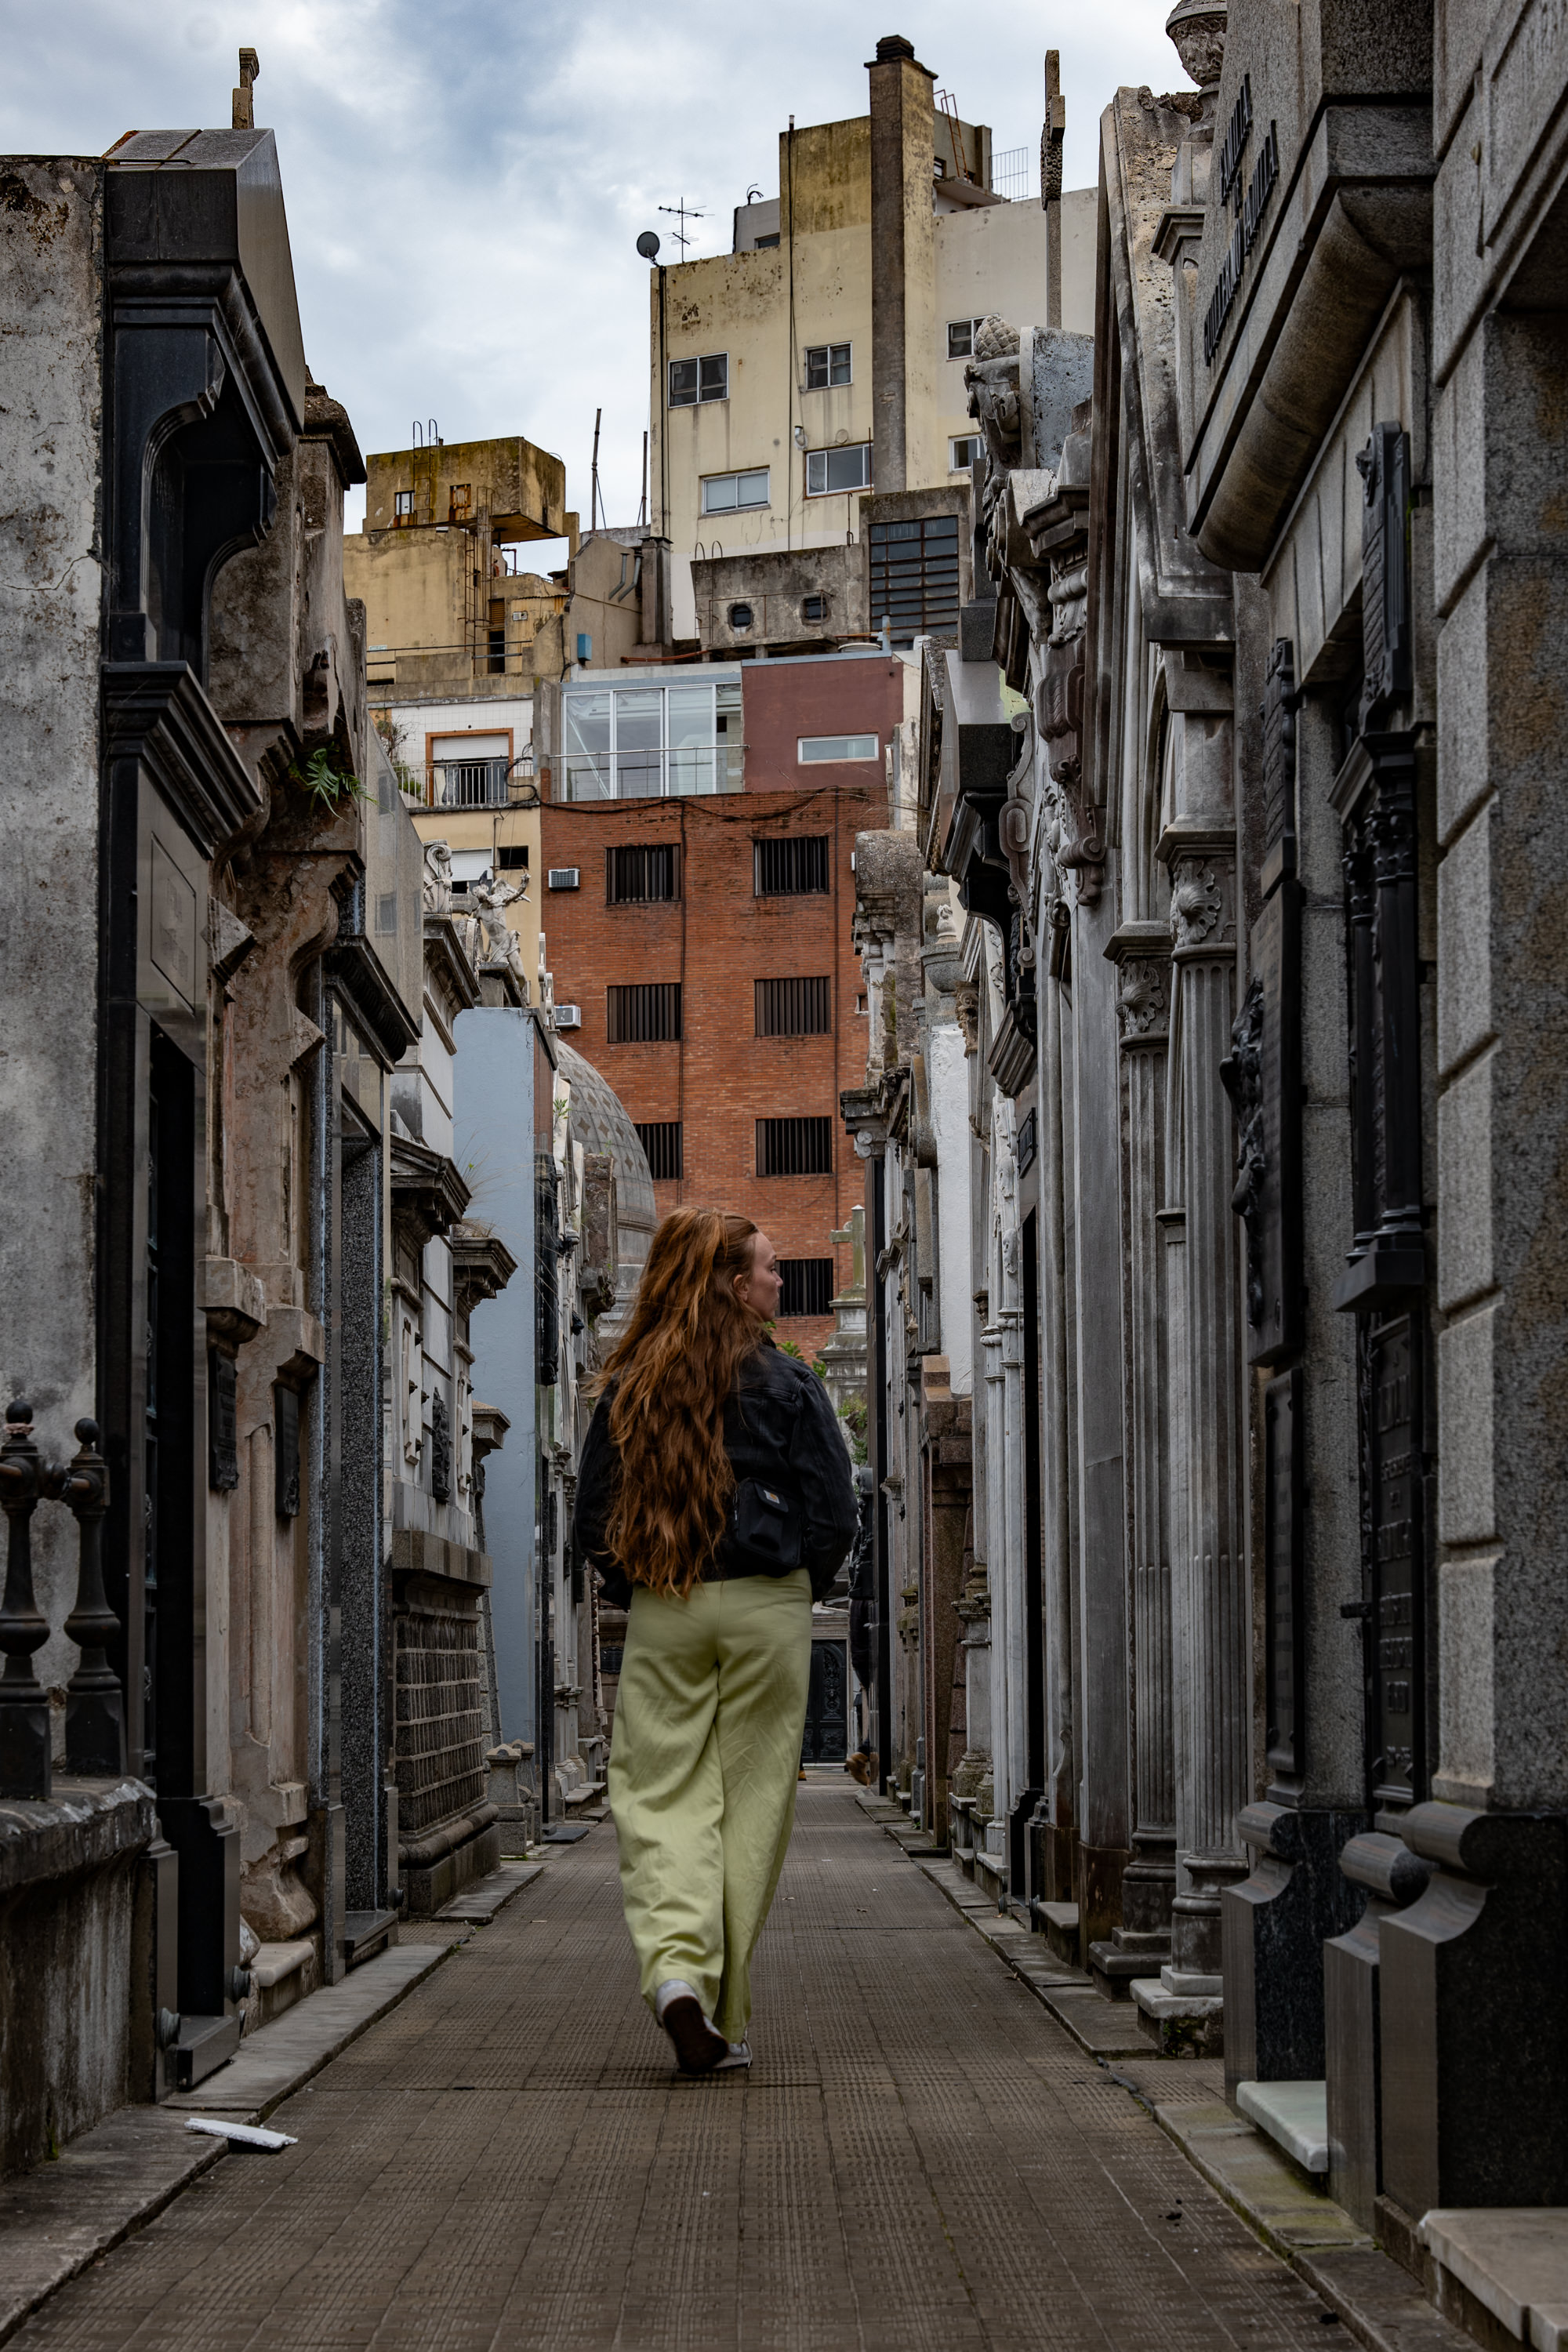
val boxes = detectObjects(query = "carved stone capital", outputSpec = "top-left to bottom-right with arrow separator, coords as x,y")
1118,959 -> 1170,1041
1168,852 -> 1236,957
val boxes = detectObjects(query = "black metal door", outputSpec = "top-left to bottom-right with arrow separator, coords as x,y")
801,1639 -> 848,1764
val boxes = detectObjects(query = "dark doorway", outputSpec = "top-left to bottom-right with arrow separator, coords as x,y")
802,1640 -> 849,1763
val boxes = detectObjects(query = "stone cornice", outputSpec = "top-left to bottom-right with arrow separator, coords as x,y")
103,662 -> 262,859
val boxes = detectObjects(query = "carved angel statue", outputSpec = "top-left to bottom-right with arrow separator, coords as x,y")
422,839 -> 454,916
472,871 -> 528,972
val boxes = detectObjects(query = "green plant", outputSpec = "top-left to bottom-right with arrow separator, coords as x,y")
290,745 -> 372,816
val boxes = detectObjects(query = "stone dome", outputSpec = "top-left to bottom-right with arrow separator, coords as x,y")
554,1042 -> 656,1337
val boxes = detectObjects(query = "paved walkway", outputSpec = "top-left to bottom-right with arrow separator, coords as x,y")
16,1786 -> 1348,2351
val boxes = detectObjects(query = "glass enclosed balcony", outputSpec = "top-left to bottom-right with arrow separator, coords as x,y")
560,677 -> 743,800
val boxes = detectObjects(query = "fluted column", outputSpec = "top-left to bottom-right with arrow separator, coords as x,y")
982,1323 -> 1008,1851
1167,849 -> 1249,1986
1114,943 -> 1177,1944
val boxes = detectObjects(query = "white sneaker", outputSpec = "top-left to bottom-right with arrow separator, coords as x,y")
653,1980 -> 727,2074
714,2040 -> 751,2071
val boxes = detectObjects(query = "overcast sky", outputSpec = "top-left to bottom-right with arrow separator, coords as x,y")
5,2 -> 1189,536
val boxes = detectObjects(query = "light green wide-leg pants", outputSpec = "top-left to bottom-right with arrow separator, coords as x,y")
608,1569 -> 813,2042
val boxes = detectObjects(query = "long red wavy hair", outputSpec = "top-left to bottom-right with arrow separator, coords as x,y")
597,1208 -> 764,1598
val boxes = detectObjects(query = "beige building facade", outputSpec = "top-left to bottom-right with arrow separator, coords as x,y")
647,35 -> 1094,562
345,434 -> 581,993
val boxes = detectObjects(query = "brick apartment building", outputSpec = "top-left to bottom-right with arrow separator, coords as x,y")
536,648 -> 907,1355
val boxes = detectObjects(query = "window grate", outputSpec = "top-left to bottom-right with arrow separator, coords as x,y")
869,514 -> 961,637
607,844 -> 680,903
757,1116 -> 834,1177
634,1121 -> 683,1181
778,1258 -> 834,1317
606,982 -> 682,1043
754,835 -> 830,896
755,976 -> 832,1036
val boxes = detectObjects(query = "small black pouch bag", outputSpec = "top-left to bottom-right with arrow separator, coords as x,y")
730,1478 -> 804,1575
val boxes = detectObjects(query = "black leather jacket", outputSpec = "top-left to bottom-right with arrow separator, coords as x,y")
573,1338 -> 858,1608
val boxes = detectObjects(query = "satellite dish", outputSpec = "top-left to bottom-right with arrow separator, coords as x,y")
636,230 -> 661,261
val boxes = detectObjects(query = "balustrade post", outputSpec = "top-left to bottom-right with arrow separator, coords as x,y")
0,1400 -> 53,1798
62,1419 -> 123,1776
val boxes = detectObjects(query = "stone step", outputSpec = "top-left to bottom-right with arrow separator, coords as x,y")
1236,2079 -> 1330,2175
433,1860 -> 544,1925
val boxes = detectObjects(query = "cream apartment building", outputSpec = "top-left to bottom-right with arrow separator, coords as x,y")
346,435 -> 579,985
648,34 -> 1094,562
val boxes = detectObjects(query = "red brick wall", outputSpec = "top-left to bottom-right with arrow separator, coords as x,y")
541,753 -> 884,1360
741,652 -> 904,793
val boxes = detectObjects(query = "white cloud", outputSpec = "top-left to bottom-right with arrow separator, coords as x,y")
3,2 -> 1190,528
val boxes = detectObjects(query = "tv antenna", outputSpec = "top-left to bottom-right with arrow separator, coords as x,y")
657,199 -> 706,255
590,407 -> 605,533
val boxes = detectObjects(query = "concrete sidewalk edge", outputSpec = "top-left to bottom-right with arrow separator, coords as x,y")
866,1807 -> 1468,2352
0,2111 -> 224,2350
0,1933 -> 466,2346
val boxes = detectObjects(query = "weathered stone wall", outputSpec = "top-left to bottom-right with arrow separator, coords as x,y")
0,160 -> 106,1712
0,1783 -> 154,2174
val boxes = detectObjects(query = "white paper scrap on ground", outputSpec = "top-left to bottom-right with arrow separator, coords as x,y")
183,2116 -> 297,2151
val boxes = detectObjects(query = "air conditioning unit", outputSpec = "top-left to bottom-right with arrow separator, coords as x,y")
546,867 -> 580,890
554,1004 -> 583,1030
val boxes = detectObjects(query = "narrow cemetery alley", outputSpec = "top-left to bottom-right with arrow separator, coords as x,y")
6,1788 -> 1385,2352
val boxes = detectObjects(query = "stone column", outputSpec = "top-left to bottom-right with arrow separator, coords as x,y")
1036,974 -> 1077,1907
1069,890 -> 1131,1955
1092,930 -> 1176,1997
1138,841 -> 1249,2045
981,1319 -> 1008,1860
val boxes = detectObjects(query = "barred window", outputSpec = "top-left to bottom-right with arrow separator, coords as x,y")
757,1116 -> 834,1177
755,976 -> 831,1036
606,983 -> 682,1043
778,1258 -> 834,1317
754,835 -> 830,896
607,844 -> 680,903
634,1121 -> 683,1181
869,513 -> 960,638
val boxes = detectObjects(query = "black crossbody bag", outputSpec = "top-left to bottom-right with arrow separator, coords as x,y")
728,1477 -> 804,1575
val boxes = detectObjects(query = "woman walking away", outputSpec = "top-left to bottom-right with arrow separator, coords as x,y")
575,1209 -> 857,2076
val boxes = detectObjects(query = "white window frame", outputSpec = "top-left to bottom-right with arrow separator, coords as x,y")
804,340 -> 852,390
946,317 -> 985,360
394,488 -> 414,517
561,678 -> 744,800
700,467 -> 771,515
798,733 -> 879,764
669,352 -> 728,407
804,443 -> 873,498
949,434 -> 983,472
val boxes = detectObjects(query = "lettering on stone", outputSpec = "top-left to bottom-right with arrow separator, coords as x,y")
1357,423 -> 1413,727
208,1349 -> 238,1492
1203,223 -> 1245,366
1241,122 -> 1279,255
1260,636 -> 1298,895
1264,1368 -> 1304,1779
274,1384 -> 301,1519
1221,883 -> 1301,1363
1217,73 -> 1254,209
1367,1316 -> 1423,1805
